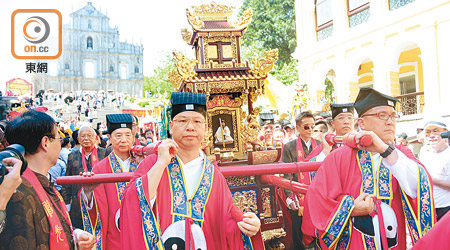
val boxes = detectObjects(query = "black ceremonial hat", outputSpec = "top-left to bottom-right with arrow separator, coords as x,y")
354,88 -> 399,116
106,114 -> 133,134
170,92 -> 207,119
330,103 -> 355,119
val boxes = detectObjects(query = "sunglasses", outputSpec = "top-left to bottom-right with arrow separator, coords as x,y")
303,125 -> 315,130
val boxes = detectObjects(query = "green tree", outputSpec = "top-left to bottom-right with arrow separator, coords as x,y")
324,78 -> 335,104
143,56 -> 176,96
239,0 -> 298,85
240,0 -> 297,65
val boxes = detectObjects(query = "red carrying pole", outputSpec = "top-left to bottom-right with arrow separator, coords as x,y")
260,175 -> 309,194
56,161 -> 322,185
56,172 -> 134,185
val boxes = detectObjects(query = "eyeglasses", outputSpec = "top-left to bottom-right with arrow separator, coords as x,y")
47,135 -> 62,141
334,115 -> 354,122
362,112 -> 400,122
79,134 -> 96,139
172,118 -> 205,128
303,125 -> 315,130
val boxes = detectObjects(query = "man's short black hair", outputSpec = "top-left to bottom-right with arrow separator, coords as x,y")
144,128 -> 154,134
295,111 -> 315,126
72,129 -> 80,145
61,137 -> 70,148
5,110 -> 56,155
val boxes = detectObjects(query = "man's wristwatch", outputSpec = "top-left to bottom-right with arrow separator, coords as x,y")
0,210 -> 6,234
380,142 -> 395,158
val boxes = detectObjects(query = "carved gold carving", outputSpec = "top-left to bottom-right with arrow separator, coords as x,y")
181,28 -> 192,44
186,9 -> 202,30
253,150 -> 279,164
241,107 -> 262,147
207,94 -> 242,109
168,69 -> 182,90
186,83 -> 193,91
250,49 -> 279,77
232,190 -> 258,214
261,187 -> 272,218
264,217 -> 280,224
247,80 -> 257,87
191,1 -> 234,18
208,80 -> 245,94
202,127 -> 213,153
266,238 -> 286,250
261,228 -> 287,242
226,176 -> 256,187
196,83 -> 206,92
173,52 -> 197,80
212,63 -> 234,69
233,8 -> 253,29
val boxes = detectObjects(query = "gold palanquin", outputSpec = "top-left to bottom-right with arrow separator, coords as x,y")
169,3 -> 285,248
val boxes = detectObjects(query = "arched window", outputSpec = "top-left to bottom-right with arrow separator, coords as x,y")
109,65 -> 114,72
88,21 -> 92,29
315,0 -> 333,40
348,0 -> 370,27
87,37 -> 93,49
65,62 -> 70,70
135,66 -> 139,73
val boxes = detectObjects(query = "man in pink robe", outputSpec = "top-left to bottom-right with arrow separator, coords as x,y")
80,114 -> 138,249
302,88 -> 435,250
120,92 -> 263,250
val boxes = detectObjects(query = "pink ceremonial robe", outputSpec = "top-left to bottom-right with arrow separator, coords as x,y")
81,154 -> 137,249
120,154 -> 264,250
412,211 -> 450,249
302,145 -> 435,250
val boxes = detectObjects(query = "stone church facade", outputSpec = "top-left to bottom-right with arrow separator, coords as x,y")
33,2 -> 143,96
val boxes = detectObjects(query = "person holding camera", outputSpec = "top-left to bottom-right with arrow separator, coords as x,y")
420,120 -> 450,221
0,158 -> 22,234
0,110 -> 94,250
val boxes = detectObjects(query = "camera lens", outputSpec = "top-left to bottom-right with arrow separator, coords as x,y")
0,144 -> 27,185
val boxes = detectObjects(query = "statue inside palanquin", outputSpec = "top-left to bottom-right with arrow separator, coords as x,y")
214,118 -> 234,144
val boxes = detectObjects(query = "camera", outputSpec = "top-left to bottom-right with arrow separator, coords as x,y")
0,144 -> 27,185
441,131 -> 450,140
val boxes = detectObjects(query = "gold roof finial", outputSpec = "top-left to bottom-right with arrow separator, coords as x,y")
250,49 -> 279,77
233,8 -> 253,29
180,28 -> 192,44
172,52 -> 197,81
186,9 -> 203,30
191,1 -> 234,20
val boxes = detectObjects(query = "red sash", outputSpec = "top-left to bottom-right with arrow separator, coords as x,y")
22,168 -> 72,249
81,147 -> 99,172
295,136 -> 320,162
294,136 -> 322,214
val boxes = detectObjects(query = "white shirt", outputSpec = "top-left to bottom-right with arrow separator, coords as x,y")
420,146 -> 450,207
150,150 -> 205,207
